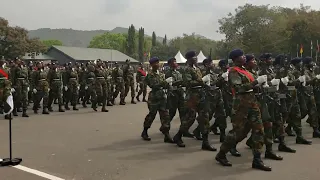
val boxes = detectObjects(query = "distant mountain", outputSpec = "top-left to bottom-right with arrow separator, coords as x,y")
28,27 -> 164,47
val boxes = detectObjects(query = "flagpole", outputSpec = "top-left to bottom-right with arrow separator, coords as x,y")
296,44 -> 299,57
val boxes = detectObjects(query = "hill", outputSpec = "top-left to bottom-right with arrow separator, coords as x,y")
28,27 -> 164,47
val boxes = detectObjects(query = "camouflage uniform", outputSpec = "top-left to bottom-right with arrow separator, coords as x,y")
63,67 -> 79,110
112,64 -> 125,105
11,64 -> 29,117
47,64 -> 64,112
123,61 -> 136,103
314,64 -> 320,129
78,64 -> 87,104
94,64 -> 108,112
31,65 -> 49,114
136,65 -> 147,102
104,63 -> 113,106
83,64 -> 97,110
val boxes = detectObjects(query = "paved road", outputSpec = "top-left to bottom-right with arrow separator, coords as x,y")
0,98 -> 319,180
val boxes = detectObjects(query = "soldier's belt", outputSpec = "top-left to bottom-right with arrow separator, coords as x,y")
97,77 -> 105,79
278,94 -> 286,99
264,86 -> 277,93
237,89 -> 253,94
172,86 -> 178,90
69,78 -> 76,80
286,86 -> 295,91
17,78 -> 26,80
107,76 -> 112,79
209,85 -> 219,90
117,77 -> 123,79
87,78 -> 94,80
191,86 -> 202,89
39,79 -> 46,81
303,86 -> 313,91
53,79 -> 60,81
0,77 -> 7,79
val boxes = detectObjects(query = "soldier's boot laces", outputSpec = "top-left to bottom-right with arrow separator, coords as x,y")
252,159 -> 272,171
296,136 -> 312,145
285,126 -> 295,136
201,134 -> 216,151
131,97 -> 136,104
265,150 -> 283,160
58,106 -> 65,112
210,125 -> 220,135
136,96 -> 140,102
141,128 -> 151,141
42,108 -> 50,114
229,145 -> 241,157
73,106 -> 79,111
164,133 -> 174,143
182,131 -> 194,138
215,152 -> 232,166
312,128 -> 320,138
173,131 -> 185,147
193,128 -> 203,140
22,110 -> 29,117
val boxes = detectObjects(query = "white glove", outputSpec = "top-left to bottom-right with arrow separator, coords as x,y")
77,86 -> 80,90
221,72 -> 228,78
85,86 -> 88,90
33,89 -> 37,93
281,77 -> 289,86
27,87 -> 30,92
48,88 -> 50,92
298,75 -> 306,83
271,79 -> 280,86
107,76 -> 112,80
256,75 -> 267,84
316,75 -> 320,79
263,83 -> 269,88
165,77 -> 173,86
11,88 -> 15,93
202,74 -> 211,85
64,86 -> 68,91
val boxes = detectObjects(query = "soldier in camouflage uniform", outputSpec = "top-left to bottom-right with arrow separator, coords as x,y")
173,51 -> 216,151
78,63 -> 87,104
94,59 -> 108,112
104,61 -> 113,106
202,58 -> 227,144
11,59 -> 29,117
136,63 -> 147,102
27,61 -> 34,104
141,57 -> 174,143
0,59 -> 12,119
313,63 -> 320,130
31,62 -> 49,114
82,63 -> 98,111
63,64 -> 79,111
123,59 -> 136,104
112,62 -> 125,105
215,49 -> 271,171
47,63 -> 65,112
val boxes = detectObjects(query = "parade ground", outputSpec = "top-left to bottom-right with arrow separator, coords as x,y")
0,98 -> 319,180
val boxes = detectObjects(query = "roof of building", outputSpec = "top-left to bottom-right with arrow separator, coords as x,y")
49,46 -> 139,62
22,53 -> 56,60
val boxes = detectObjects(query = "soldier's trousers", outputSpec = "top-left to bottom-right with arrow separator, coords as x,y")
301,90 -> 319,128
125,77 -> 135,98
314,89 -> 320,127
219,93 -> 264,155
13,85 -> 28,111
65,82 -> 78,106
84,84 -> 97,106
179,89 -> 210,134
48,82 -> 63,107
95,79 -> 107,107
143,91 -> 170,133
207,90 -> 227,131
33,81 -> 50,110
137,82 -> 147,98
113,81 -> 125,101
284,94 -> 303,137
222,92 -> 233,117
108,82 -> 114,101
79,84 -> 86,101
167,91 -> 185,123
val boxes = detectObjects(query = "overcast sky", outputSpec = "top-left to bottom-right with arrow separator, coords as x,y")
1,0 -> 320,40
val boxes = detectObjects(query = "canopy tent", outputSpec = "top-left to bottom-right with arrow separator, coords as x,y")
197,51 -> 207,62
174,51 -> 187,63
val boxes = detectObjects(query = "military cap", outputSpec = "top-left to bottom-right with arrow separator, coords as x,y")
303,56 -> 312,64
167,57 -> 176,64
149,57 -> 160,64
290,57 -> 302,65
245,54 -> 255,63
260,53 -> 272,61
218,59 -> 227,67
202,58 -> 212,65
139,62 -> 143,65
114,62 -> 118,64
229,49 -> 244,60
126,59 -> 130,62
185,50 -> 197,59
274,54 -> 286,65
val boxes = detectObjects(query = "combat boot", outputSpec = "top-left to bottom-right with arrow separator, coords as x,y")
64,104 -> 70,110
215,151 -> 232,166
73,106 -> 79,111
107,101 -> 113,106
201,133 -> 216,151
285,125 -> 295,136
131,97 -> 136,104
101,106 -> 108,112
265,145 -> 283,160
142,97 -> 147,102
193,127 -> 203,140
278,136 -> 296,153
173,130 -> 185,147
82,101 -> 87,108
12,108 -> 18,116
182,131 -> 194,138
17,108 -> 22,112
58,105 -> 65,112
252,153 -> 272,171
229,145 -> 241,157
22,110 -> 29,117
219,129 -> 226,143
141,127 -> 151,141
42,108 -> 50,114
163,132 -> 174,143
48,107 -> 54,112
312,128 -> 320,138
136,95 -> 140,102
120,99 -> 126,105
33,106 -> 38,114
296,136 -> 312,145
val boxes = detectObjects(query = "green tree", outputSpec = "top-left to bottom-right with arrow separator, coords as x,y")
163,35 -> 167,45
88,32 -> 126,52
126,24 -> 136,58
42,39 -> 63,47
150,44 -> 177,60
152,31 -> 156,47
138,27 -> 144,62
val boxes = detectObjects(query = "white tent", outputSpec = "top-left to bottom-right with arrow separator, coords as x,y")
174,51 -> 187,63
197,51 -> 207,62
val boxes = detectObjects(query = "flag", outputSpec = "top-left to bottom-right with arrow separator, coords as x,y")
300,44 -> 303,54
3,94 -> 14,115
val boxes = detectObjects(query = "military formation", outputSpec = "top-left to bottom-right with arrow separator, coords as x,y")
141,49 -> 320,172
0,58 -> 148,119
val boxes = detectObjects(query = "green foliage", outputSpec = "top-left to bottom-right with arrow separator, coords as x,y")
138,27 -> 144,62
152,32 -> 156,47
0,17 -> 46,59
163,35 -> 167,45
126,24 -> 136,58
42,39 -> 63,47
88,32 -> 126,52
